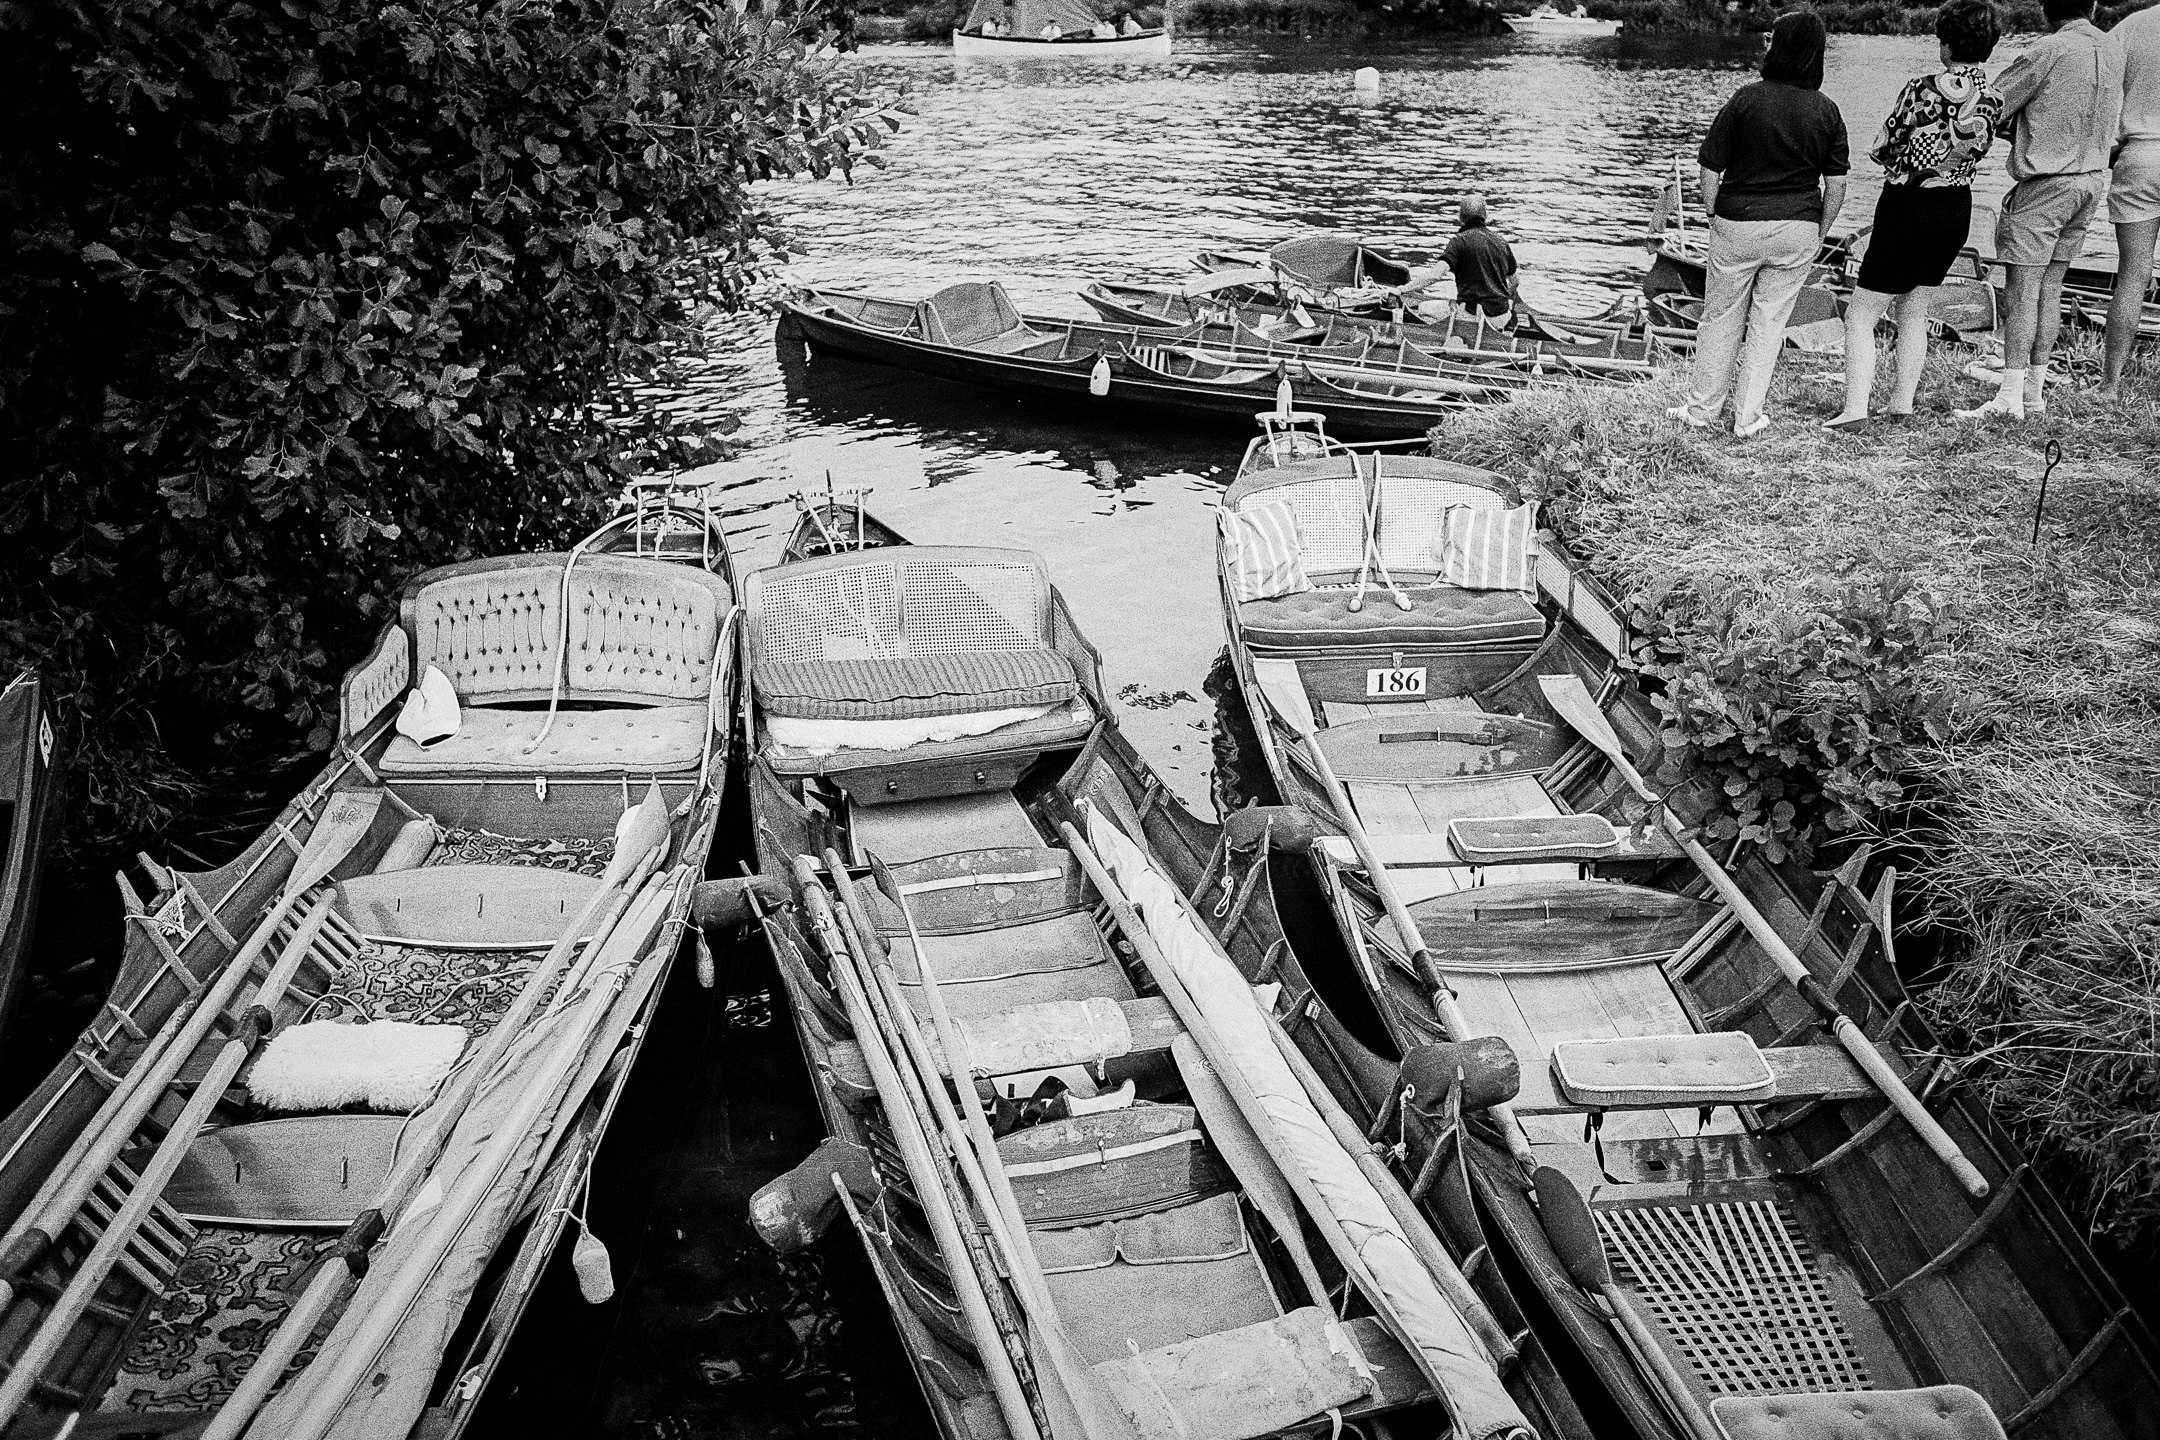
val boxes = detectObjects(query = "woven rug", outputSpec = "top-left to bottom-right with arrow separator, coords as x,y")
327,943 -> 557,1038
104,1227 -> 331,1413
427,826 -> 613,876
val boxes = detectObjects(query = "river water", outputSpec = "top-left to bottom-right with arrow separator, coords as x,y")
0,30 -> 2055,1439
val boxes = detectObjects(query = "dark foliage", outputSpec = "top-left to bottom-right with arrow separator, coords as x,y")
0,0 -> 894,848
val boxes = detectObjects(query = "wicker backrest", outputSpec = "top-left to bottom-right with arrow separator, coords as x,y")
914,282 -> 1027,348
748,545 -> 1054,669
1373,456 -> 1515,576
402,554 -> 732,706
1227,465 -> 1368,577
1224,454 -> 1518,585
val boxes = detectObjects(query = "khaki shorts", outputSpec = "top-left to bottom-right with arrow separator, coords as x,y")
2110,139 -> 2160,225
1996,171 -> 2106,266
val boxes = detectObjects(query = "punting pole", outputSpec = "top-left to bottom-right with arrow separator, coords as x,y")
1535,674 -> 1989,1200
0,789 -> 386,1315
197,788 -> 677,1440
827,850 -> 1134,1440
1271,704 -> 1540,1174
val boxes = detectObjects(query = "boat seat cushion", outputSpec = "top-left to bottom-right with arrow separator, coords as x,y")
1094,1306 -> 1374,1440
756,648 -> 1078,721
1551,1032 -> 1777,1109
1449,814 -> 1621,864
1221,501 -> 1313,603
763,695 -> 1095,779
1435,503 -> 1537,592
1237,584 -> 1545,650
379,704 -> 710,776
1709,1385 -> 2007,1440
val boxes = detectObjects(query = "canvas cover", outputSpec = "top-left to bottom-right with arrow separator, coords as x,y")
1086,811 -> 1535,1440
964,0 -> 1101,30
1267,236 -> 1415,291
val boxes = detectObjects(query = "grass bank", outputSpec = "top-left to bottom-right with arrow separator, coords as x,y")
1432,331 -> 2160,1249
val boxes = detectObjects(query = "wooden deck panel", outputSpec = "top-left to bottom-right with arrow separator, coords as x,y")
850,789 -> 1042,863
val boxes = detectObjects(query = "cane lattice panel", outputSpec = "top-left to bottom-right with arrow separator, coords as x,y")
1598,1199 -> 1872,1396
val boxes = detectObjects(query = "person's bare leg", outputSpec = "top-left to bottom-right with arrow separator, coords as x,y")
1886,288 -> 1934,414
1960,262 -> 2039,418
2103,218 -> 2160,394
1828,287 -> 1893,424
2027,258 -> 2074,411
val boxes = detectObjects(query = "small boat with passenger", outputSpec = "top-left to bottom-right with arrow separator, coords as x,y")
0,486 -> 739,1439
954,0 -> 1171,59
1501,5 -> 1621,35
1204,408 -> 2160,1440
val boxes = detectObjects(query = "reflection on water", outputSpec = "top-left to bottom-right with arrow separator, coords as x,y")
494,32 -> 2051,1435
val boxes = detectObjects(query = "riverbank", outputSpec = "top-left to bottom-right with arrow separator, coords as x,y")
1432,332 -> 2160,1252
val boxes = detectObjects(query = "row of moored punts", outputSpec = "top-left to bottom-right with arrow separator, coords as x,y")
3,396 -> 2157,1440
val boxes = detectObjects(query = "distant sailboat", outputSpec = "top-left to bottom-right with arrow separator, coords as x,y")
953,0 -> 1172,59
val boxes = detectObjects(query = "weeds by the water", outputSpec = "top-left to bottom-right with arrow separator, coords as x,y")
1435,331 -> 2160,1243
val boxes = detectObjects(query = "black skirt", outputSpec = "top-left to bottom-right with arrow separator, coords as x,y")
1855,183 -> 1972,295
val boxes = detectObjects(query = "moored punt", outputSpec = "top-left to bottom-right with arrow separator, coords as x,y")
1210,414 -> 2160,1440
714,502 -> 1554,1440
0,672 -> 67,1050
952,0 -> 1170,59
778,282 -> 1614,440
0,497 -> 740,1439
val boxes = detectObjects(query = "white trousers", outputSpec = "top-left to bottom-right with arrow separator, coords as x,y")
1681,217 -> 1818,426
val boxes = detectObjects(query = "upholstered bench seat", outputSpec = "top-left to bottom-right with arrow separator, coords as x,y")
764,696 -> 1095,779
379,704 -> 709,776
1238,584 -> 1545,650
1550,1031 -> 1777,1109
755,648 -> 1078,721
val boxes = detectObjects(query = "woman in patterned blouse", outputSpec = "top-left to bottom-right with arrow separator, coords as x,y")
1825,0 -> 2005,430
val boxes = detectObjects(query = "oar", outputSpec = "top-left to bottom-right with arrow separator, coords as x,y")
0,787 -> 386,1313
1533,1166 -> 1721,1440
835,850 -> 1136,1440
1268,704 -> 1539,1173
1535,674 -> 1989,1199
198,784 -> 676,1440
0,892 -> 343,1426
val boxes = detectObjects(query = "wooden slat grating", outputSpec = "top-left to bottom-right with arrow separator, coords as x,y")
1600,1199 -> 1872,1396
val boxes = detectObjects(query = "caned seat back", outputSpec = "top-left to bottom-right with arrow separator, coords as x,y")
747,545 -> 1054,669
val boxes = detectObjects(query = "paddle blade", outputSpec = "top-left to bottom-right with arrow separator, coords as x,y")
864,851 -> 905,908
287,790 -> 389,897
604,782 -> 673,885
1537,674 -> 1621,754
1533,1165 -> 1612,1292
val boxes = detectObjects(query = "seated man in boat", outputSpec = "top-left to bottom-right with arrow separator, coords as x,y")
1119,11 -> 1143,31
1041,20 -> 1064,36
1440,194 -> 1521,322
1091,17 -> 1115,36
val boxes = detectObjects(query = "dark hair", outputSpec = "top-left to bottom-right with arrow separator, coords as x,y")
1937,0 -> 2000,61
1761,10 -> 1828,90
2039,0 -> 2092,24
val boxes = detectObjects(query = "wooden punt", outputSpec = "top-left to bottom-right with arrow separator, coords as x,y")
0,672 -> 66,1050
715,502 -> 1571,1440
1208,415 -> 2160,1440
0,493 -> 740,1440
778,281 -> 1607,441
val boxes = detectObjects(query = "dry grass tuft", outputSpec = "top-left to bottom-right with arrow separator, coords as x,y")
1436,331 -> 2160,1241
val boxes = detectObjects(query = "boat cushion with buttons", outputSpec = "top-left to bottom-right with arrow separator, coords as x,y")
755,648 -> 1078,721
379,704 -> 710,776
762,695 -> 1096,779
1236,584 -> 1545,650
1709,1385 -> 2007,1440
1550,1031 -> 1776,1109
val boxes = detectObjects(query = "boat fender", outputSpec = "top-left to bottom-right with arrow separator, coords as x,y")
373,816 -> 438,874
691,873 -> 790,933
1223,805 -> 1318,855
1089,355 -> 1112,397
749,1136 -> 880,1253
572,1225 -> 616,1304
1397,1037 -> 1521,1115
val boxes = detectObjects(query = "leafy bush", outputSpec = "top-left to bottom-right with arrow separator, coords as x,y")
0,0 -> 894,849
1628,574 -> 1954,865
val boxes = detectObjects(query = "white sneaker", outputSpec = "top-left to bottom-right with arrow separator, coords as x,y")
1734,412 -> 1771,439
1955,394 -> 2025,420
1665,404 -> 1709,430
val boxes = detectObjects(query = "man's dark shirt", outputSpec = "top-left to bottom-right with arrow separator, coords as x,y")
1443,224 -> 1517,304
1699,80 -> 1851,222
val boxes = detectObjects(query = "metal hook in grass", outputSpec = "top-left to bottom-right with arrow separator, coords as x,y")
2031,438 -> 2062,546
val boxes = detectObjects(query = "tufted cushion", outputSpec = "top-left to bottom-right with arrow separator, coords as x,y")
763,696 -> 1096,779
378,704 -> 709,776
1710,1386 -> 2006,1440
1237,584 -> 1545,650
756,648 -> 1077,721
402,555 -> 730,707
1551,1032 -> 1776,1109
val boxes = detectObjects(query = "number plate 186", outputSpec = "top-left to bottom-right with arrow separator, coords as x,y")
1365,666 -> 1427,698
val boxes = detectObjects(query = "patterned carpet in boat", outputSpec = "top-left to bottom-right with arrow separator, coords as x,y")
103,1226 -> 332,1413
427,826 -> 614,876
325,943 -> 559,1037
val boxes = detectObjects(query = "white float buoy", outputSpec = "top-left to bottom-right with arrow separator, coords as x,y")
1089,355 -> 1111,396
1353,66 -> 1381,95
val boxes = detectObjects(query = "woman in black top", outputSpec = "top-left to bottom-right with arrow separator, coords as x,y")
1667,11 -> 1850,438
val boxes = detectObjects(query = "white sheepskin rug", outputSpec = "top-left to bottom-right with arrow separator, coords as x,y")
248,1021 -> 469,1113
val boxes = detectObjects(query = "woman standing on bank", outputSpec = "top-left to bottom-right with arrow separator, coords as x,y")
1669,10 -> 1850,438
1826,0 -> 2004,429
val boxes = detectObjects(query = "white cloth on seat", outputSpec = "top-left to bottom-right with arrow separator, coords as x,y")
379,704 -> 709,775
765,702 -> 1057,756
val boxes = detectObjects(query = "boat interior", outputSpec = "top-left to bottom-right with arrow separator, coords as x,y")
738,538 -> 1519,1440
1213,426 -> 2157,1439
0,522 -> 736,1440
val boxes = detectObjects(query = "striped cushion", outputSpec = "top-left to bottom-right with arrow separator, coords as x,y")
757,649 -> 1078,721
1222,502 -> 1313,603
1434,504 -> 1536,592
